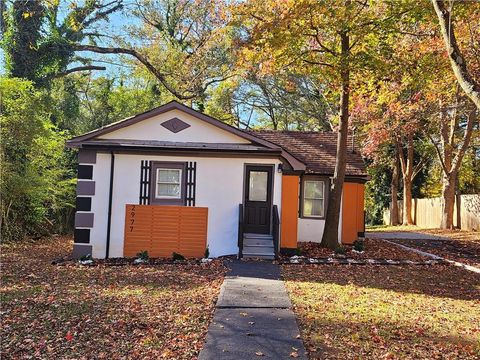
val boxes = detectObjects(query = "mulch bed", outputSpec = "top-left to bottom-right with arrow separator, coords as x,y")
285,238 -> 430,262
52,256 -> 215,267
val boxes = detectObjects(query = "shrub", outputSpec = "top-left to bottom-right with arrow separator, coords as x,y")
136,250 -> 149,261
172,252 -> 185,261
204,246 -> 209,258
79,254 -> 92,261
353,240 -> 365,252
0,78 -> 75,241
334,246 -> 346,255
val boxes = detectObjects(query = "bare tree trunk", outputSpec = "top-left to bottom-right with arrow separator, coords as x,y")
321,30 -> 350,249
397,135 -> 416,225
430,105 -> 476,229
441,172 -> 456,229
390,154 -> 400,226
403,177 -> 414,225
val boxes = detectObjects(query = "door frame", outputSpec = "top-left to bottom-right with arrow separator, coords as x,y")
242,163 -> 275,234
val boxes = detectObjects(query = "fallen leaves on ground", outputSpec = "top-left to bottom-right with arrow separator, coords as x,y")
388,229 -> 480,267
1,236 -> 226,359
282,264 -> 480,360
293,239 -> 429,261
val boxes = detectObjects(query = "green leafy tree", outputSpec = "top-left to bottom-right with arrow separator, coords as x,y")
233,0 -> 414,248
74,0 -> 233,101
1,0 -> 122,85
0,78 -> 75,240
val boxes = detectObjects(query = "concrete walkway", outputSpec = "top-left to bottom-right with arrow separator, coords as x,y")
199,260 -> 307,359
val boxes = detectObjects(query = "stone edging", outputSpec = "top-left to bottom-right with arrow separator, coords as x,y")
279,257 -> 447,265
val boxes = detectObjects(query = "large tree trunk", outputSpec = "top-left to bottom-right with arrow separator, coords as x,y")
321,30 -> 350,249
441,172 -> 456,229
390,155 -> 400,226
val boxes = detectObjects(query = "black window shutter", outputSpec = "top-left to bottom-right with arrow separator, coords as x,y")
139,160 -> 151,205
186,161 -> 197,206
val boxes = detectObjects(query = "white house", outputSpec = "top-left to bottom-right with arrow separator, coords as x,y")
67,101 -> 367,259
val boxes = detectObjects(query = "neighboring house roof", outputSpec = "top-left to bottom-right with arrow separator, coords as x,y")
247,130 -> 367,177
67,101 -> 366,177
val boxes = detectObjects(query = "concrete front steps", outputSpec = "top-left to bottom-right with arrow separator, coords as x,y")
242,233 -> 275,259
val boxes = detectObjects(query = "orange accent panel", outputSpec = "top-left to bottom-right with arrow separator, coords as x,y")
341,183 -> 365,244
356,184 -> 365,237
124,205 -> 208,258
280,175 -> 299,248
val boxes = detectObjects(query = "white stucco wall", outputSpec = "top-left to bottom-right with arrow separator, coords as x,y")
297,192 -> 343,244
98,109 -> 250,144
88,153 -> 282,258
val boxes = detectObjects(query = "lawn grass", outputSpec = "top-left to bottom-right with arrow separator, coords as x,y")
282,264 -> 480,359
1,236 -> 226,359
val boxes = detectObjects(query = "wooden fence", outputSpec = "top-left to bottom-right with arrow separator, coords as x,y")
124,204 -> 208,258
383,194 -> 480,231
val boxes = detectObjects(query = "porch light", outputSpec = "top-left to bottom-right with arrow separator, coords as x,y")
277,163 -> 283,173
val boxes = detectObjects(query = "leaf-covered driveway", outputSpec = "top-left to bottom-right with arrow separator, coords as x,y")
386,229 -> 480,267
1,236 -> 226,359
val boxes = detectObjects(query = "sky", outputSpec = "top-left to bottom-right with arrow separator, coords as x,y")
0,51 -> 5,75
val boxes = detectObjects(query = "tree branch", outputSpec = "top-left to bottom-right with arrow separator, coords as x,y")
73,44 -> 196,100
432,0 -> 480,110
451,108 -> 477,174
51,65 -> 106,78
426,132 -> 450,175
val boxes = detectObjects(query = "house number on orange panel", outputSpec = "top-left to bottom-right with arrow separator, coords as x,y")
130,205 -> 135,232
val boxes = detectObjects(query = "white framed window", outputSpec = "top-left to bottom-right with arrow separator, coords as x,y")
302,179 -> 325,218
156,168 -> 182,199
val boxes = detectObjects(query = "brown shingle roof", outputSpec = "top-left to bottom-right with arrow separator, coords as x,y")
247,130 -> 367,176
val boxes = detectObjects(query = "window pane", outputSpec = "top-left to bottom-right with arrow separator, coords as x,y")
158,169 -> 180,183
249,171 -> 268,201
304,180 -> 324,199
304,199 -> 324,217
157,183 -> 181,198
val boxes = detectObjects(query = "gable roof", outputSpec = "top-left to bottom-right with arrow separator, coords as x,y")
246,130 -> 367,176
66,101 -> 306,171
68,101 -> 254,145
67,101 -> 366,177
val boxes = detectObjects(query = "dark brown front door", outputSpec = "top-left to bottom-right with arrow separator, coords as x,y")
244,165 -> 273,234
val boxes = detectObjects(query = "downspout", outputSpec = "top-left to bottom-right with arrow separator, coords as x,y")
105,151 -> 115,259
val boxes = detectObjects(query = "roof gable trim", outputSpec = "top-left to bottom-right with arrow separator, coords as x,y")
66,101 -> 306,171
